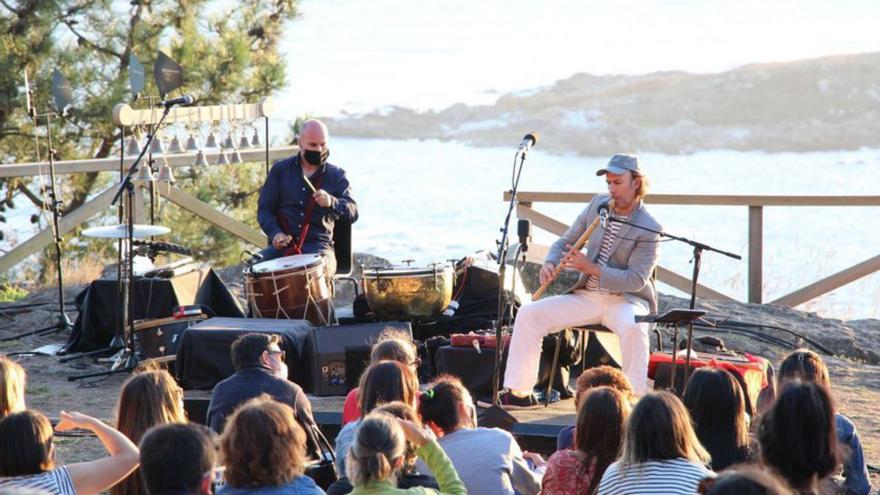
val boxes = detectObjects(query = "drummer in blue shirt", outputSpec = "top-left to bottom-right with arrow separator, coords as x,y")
256,119 -> 358,276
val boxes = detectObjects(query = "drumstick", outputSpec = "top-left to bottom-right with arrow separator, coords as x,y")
302,174 -> 317,194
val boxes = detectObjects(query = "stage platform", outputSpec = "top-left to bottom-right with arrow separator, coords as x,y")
184,390 -> 575,456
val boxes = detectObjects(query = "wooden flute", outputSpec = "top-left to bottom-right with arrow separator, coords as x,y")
531,199 -> 614,301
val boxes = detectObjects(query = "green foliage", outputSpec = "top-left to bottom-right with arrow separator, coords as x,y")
0,282 -> 27,302
288,114 -> 314,145
0,0 -> 299,278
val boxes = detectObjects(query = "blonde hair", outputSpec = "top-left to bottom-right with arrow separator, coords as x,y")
620,391 -> 710,468
346,412 -> 405,485
0,356 -> 26,419
633,172 -> 650,201
371,328 -> 417,364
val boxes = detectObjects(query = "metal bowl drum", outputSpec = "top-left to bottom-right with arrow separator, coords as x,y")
362,264 -> 453,320
244,254 -> 333,325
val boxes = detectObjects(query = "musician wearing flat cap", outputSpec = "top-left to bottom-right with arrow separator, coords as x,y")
256,119 -> 358,275
485,154 -> 661,408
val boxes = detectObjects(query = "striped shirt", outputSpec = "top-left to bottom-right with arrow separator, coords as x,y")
597,458 -> 714,495
585,216 -> 626,292
0,466 -> 75,494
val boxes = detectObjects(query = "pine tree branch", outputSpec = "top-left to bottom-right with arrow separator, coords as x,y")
64,0 -> 98,17
16,181 -> 44,209
62,19 -> 124,61
120,1 -> 144,69
0,0 -> 20,15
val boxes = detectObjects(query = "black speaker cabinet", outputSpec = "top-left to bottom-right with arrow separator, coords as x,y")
345,344 -> 372,390
302,321 -> 412,396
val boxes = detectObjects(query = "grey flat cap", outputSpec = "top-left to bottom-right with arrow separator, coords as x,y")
596,154 -> 641,176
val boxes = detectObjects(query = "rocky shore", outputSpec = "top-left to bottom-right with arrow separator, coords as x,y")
325,52 -> 880,155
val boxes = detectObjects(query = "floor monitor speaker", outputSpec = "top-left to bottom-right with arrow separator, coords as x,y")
302,321 -> 412,396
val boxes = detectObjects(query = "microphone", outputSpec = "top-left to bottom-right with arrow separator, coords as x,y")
132,240 -> 193,257
517,218 -> 532,253
517,132 -> 539,153
157,94 -> 194,108
597,202 -> 610,228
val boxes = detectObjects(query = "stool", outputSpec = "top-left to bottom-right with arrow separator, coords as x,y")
543,320 -> 664,407
544,324 -> 608,407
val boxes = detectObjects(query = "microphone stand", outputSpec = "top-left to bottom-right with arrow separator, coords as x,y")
59,126 -> 129,362
2,109 -> 73,341
490,147 -> 530,404
67,104 -> 174,381
605,214 -> 741,390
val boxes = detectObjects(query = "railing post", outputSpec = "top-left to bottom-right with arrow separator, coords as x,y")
748,205 -> 763,303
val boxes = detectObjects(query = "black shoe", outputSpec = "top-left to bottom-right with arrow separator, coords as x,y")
477,390 -> 540,409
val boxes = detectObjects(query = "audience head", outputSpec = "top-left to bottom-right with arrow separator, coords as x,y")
620,390 -> 710,467
371,328 -> 418,370
347,412 -> 406,486
758,381 -> 839,492
230,333 -> 285,373
113,367 -> 188,495
0,410 -> 55,476
220,395 -> 308,488
0,356 -> 26,419
417,375 -> 476,435
374,402 -> 421,471
575,386 -> 632,495
682,367 -> 749,470
139,423 -> 217,495
116,367 -> 186,444
700,465 -> 796,495
358,360 -> 419,417
575,365 -> 633,408
778,349 -> 830,389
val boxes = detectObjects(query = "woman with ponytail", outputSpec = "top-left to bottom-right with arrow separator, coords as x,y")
417,375 -> 540,495
346,412 -> 464,495
327,403 -> 438,495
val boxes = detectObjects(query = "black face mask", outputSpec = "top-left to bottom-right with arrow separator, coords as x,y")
302,148 -> 329,167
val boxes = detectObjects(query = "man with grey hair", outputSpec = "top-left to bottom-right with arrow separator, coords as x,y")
483,154 -> 661,408
257,119 -> 358,275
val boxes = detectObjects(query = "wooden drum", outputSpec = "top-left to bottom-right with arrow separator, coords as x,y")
244,254 -> 333,325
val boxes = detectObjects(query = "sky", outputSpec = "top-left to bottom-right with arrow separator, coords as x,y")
277,0 -> 880,116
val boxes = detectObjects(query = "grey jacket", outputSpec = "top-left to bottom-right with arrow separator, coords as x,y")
546,193 -> 661,312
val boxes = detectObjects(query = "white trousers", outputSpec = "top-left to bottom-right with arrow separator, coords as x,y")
503,290 -> 651,395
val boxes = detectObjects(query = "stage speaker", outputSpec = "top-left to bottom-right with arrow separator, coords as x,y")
302,321 -> 412,396
345,345 -> 371,390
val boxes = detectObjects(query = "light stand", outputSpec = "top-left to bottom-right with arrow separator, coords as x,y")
605,214 -> 741,390
67,104 -> 174,381
490,142 -> 533,404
